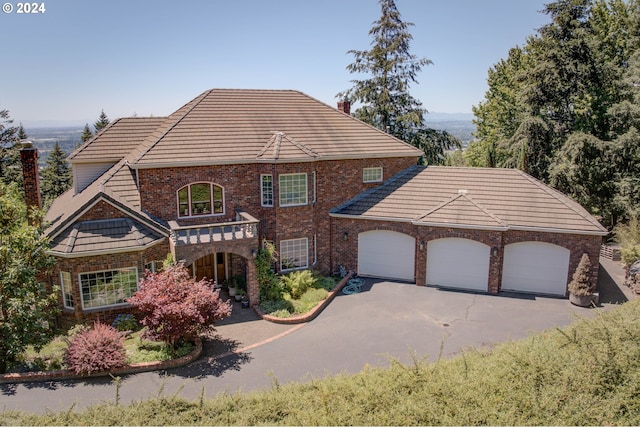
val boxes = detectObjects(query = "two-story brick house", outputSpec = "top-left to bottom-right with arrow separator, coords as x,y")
33,88 -> 607,323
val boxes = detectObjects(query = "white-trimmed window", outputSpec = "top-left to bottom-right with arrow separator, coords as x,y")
280,238 -> 309,271
79,267 -> 138,310
363,167 -> 383,183
60,271 -> 74,309
261,174 -> 273,207
178,182 -> 224,217
279,173 -> 308,206
144,260 -> 162,273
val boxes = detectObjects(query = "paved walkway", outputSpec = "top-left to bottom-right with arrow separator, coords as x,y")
0,258 -> 634,415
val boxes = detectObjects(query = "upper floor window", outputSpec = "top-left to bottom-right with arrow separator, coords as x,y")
261,174 -> 273,207
178,182 -> 224,217
363,167 -> 383,183
279,173 -> 307,207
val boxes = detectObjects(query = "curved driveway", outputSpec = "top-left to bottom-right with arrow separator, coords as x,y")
0,261 -> 631,414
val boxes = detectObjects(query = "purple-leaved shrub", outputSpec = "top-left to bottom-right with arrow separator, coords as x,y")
65,322 -> 127,375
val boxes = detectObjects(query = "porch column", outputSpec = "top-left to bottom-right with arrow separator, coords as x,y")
247,260 -> 259,306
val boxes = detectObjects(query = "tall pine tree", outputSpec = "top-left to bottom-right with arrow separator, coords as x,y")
40,142 -> 72,209
338,0 -> 460,164
80,123 -> 93,143
93,110 -> 110,133
0,109 -> 22,188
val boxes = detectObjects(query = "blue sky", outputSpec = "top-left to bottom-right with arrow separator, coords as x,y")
1,0 -> 549,126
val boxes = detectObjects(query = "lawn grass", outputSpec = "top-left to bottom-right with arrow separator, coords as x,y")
3,300 -> 640,425
10,328 -> 193,373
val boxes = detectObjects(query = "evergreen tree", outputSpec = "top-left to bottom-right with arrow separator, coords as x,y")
0,109 -> 22,188
93,110 -> 110,133
338,0 -> 460,164
17,123 -> 28,140
80,123 -> 93,143
0,182 -> 58,373
40,142 -> 72,209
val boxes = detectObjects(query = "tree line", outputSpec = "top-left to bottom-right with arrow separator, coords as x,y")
466,0 -> 640,230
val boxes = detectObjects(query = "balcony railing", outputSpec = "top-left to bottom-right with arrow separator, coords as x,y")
169,210 -> 259,246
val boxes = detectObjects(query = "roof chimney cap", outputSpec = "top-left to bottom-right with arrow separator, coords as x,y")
20,140 -> 34,149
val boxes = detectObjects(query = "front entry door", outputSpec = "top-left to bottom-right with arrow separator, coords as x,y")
195,253 -> 228,284
195,254 -> 216,282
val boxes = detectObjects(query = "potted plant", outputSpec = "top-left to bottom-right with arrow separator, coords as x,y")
568,253 -> 596,307
235,289 -> 245,302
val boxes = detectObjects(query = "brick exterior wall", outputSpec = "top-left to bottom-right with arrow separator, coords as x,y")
138,156 -> 416,277
52,240 -> 169,326
331,217 -> 602,295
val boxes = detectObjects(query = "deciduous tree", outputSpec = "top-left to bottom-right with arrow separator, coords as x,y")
127,262 -> 232,347
0,182 -> 57,373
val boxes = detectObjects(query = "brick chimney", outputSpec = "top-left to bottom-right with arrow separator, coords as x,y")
337,100 -> 351,115
20,141 -> 42,219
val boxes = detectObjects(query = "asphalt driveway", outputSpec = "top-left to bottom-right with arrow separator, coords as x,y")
0,259 -> 633,414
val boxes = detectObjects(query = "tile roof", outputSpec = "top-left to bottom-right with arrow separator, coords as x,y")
128,89 -> 422,167
331,165 -> 607,235
68,117 -> 166,163
49,218 -> 165,256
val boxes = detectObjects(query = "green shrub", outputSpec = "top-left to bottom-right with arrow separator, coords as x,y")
65,323 -> 127,375
280,270 -> 316,299
259,299 -> 293,315
290,288 -> 328,314
112,313 -> 138,332
314,275 -> 337,291
614,216 -> 640,267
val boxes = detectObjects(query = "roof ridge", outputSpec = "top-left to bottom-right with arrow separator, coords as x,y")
514,169 -> 607,231
129,89 -> 212,165
414,193 -> 507,227
256,131 -> 319,160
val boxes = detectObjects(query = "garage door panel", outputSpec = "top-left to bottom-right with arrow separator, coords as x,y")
358,231 -> 415,282
426,238 -> 490,291
501,242 -> 569,295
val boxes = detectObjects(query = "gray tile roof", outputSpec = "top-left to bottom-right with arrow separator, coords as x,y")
331,165 -> 607,235
49,218 -> 165,256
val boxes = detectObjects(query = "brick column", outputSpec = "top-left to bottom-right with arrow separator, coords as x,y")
247,260 -> 259,306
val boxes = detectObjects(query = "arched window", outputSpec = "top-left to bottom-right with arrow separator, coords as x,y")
177,182 -> 224,217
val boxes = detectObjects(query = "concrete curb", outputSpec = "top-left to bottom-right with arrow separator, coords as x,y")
0,338 -> 203,384
254,272 -> 354,324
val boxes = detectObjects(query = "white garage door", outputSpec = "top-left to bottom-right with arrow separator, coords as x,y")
501,242 -> 570,296
426,238 -> 490,291
358,230 -> 415,282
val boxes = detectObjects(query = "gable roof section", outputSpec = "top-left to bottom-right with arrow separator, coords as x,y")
128,89 -> 422,168
68,117 -> 166,163
49,218 -> 165,258
331,165 -> 607,235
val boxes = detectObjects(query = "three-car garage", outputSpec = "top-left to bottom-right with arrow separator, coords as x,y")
356,231 -> 575,297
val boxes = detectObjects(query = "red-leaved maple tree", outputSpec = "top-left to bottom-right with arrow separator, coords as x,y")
127,262 -> 232,346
